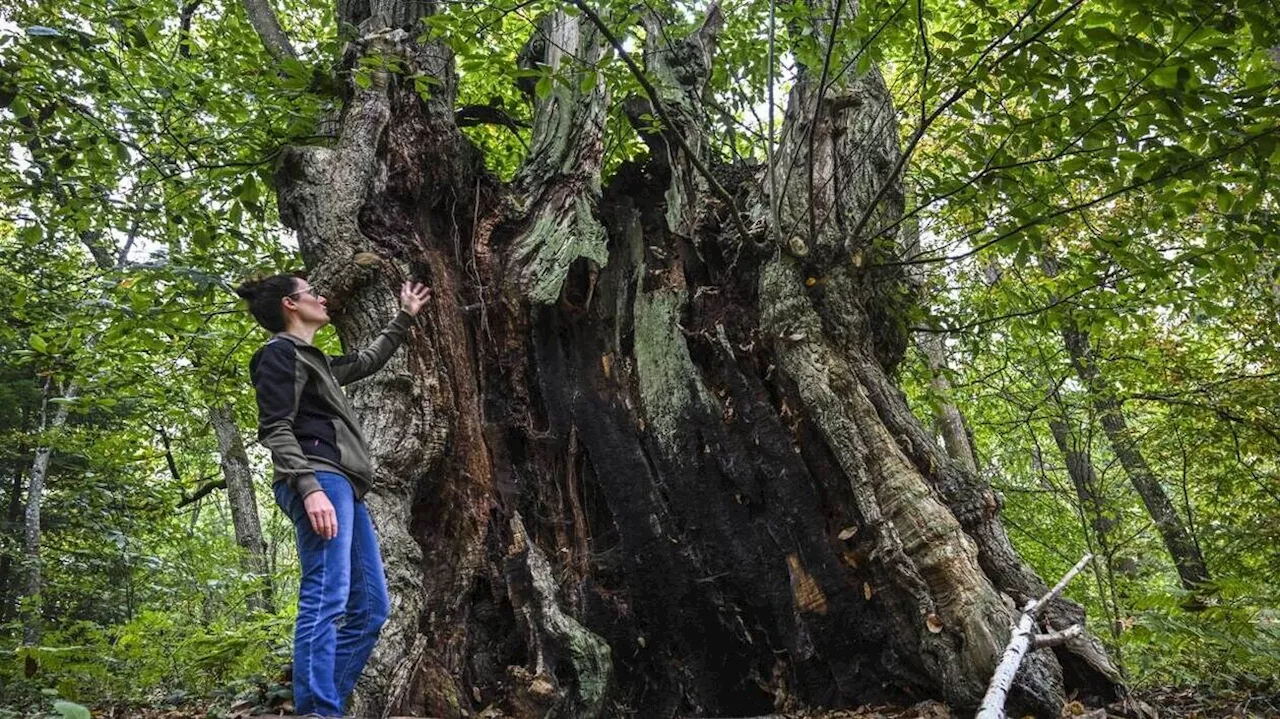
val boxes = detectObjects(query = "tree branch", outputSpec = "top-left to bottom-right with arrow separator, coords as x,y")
455,104 -> 531,151
880,126 -> 1278,269
177,477 -> 226,508
1032,624 -> 1083,649
178,0 -> 202,59
807,0 -> 846,246
155,426 -> 183,484
1127,393 -> 1280,444
845,0 -> 1075,249
977,553 -> 1093,719
455,104 -> 530,130
241,0 -> 298,62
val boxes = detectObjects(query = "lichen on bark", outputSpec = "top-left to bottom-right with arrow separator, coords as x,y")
507,10 -> 611,304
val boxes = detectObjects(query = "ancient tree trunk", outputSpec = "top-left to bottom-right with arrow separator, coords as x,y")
21,380 -> 74,654
209,403 -> 273,613
265,1 -> 1123,716
1061,323 -> 1211,592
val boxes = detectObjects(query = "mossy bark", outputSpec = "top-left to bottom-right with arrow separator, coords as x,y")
270,2 -> 1122,717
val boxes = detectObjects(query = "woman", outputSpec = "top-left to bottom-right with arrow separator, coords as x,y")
235,273 -> 430,718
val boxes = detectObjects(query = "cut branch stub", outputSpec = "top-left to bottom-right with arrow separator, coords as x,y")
277,31 -> 402,281
638,5 -> 726,236
507,11 -> 610,304
772,60 -> 914,370
639,4 -> 723,136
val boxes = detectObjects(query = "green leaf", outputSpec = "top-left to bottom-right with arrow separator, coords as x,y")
534,74 -> 552,100
1151,66 -> 1181,89
30,334 -> 48,353
1215,186 -> 1233,214
237,177 -> 259,204
53,700 -> 91,719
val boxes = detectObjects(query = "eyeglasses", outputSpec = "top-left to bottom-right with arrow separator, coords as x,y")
287,286 -> 321,299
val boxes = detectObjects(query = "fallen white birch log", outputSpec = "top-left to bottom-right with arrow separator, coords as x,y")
976,553 -> 1094,719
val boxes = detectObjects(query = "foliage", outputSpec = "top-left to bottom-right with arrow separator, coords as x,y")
0,0 -> 1277,710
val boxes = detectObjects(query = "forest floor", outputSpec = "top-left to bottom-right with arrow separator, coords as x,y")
1127,686 -> 1279,718
28,687 -> 1279,719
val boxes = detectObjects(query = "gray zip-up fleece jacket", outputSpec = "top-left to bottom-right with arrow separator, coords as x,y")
250,310 -> 412,499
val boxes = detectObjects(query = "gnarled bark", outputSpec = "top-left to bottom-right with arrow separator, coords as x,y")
264,1 -> 1122,716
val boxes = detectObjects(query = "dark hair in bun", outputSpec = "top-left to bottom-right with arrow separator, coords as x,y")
234,271 -> 306,333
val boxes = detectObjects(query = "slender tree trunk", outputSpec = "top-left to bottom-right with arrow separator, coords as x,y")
209,402 -> 273,613
918,332 -> 980,474
21,379 -> 75,670
258,1 -> 1123,716
1047,408 -> 1125,673
0,466 -> 25,623
1061,323 -> 1211,592
1049,416 -> 1111,554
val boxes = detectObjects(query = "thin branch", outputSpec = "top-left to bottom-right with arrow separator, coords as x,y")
1127,393 -> 1280,445
176,477 -> 226,508
1032,624 -> 1083,649
1035,552 -> 1093,610
455,104 -> 531,151
916,0 -> 931,128
879,126 -> 1278,268
821,4 -> 1218,265
913,266 -> 1130,335
178,0 -> 203,59
774,0 -> 907,222
846,0 -> 1076,248
455,104 -> 531,129
976,553 -> 1093,719
155,426 -> 183,484
241,0 -> 298,62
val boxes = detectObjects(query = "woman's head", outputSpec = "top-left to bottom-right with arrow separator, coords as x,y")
235,272 -> 329,333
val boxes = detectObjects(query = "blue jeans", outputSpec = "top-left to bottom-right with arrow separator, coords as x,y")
273,471 -> 389,718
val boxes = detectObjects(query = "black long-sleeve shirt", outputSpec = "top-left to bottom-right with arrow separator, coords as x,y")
249,310 -> 412,498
